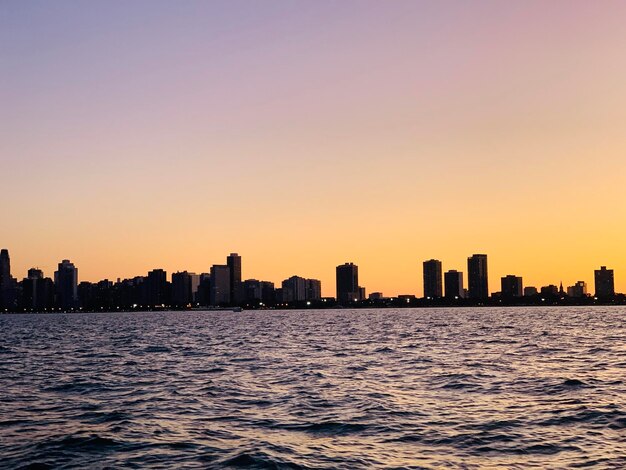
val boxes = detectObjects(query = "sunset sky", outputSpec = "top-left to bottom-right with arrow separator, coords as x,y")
2,1 -> 626,296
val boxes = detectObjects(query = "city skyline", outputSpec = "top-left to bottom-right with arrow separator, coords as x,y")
2,1 -> 626,298
0,247 -> 620,311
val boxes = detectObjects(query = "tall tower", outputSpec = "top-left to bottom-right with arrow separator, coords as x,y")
467,254 -> 489,300
226,253 -> 242,306
0,249 -> 15,310
55,259 -> 78,310
423,259 -> 443,299
0,249 -> 9,283
336,262 -> 359,305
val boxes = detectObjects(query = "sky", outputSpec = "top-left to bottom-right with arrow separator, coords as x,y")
2,0 -> 626,296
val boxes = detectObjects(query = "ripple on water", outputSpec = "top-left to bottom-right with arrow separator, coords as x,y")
1,307 -> 625,469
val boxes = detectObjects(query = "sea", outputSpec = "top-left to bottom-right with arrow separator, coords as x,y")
1,307 -> 625,469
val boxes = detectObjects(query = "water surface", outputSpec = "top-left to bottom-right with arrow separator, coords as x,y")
1,307 -> 625,468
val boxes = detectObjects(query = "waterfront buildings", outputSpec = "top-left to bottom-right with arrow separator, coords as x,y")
54,260 -> 78,310
227,253 -> 243,305
0,249 -> 17,311
567,281 -> 587,298
595,266 -> 615,298
524,286 -> 538,297
423,259 -> 443,299
501,275 -> 523,298
171,271 -> 193,306
146,269 -> 168,307
444,270 -> 464,300
210,264 -> 231,306
467,254 -> 489,299
0,248 -> 624,311
336,262 -> 361,305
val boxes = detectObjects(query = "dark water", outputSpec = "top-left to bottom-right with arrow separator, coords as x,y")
1,307 -> 625,469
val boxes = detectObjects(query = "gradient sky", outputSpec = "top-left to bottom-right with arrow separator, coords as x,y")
2,1 -> 626,296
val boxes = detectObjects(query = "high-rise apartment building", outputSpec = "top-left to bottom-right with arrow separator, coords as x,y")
171,271 -> 192,306
146,269 -> 168,306
210,265 -> 231,306
336,262 -> 359,305
467,254 -> 488,299
444,270 -> 464,299
55,259 -> 78,310
226,253 -> 243,306
423,259 -> 443,299
594,266 -> 615,298
0,249 -> 16,310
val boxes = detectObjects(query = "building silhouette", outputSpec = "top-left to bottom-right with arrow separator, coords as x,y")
444,270 -> 464,299
22,268 -> 54,311
171,271 -> 192,306
501,275 -> 523,298
336,262 -> 360,305
467,254 -> 488,299
243,279 -> 275,305
281,276 -> 307,302
227,253 -> 243,306
423,259 -> 443,299
146,269 -> 168,306
594,266 -> 615,298
210,265 -> 231,306
280,276 -> 321,303
540,285 -> 559,297
524,286 -> 538,297
567,281 -> 587,298
0,249 -> 17,310
307,279 -> 322,301
55,259 -> 78,310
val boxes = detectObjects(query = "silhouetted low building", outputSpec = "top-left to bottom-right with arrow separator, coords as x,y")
501,275 -> 523,298
567,281 -> 587,298
444,270 -> 464,299
540,285 -> 559,297
524,286 -> 538,297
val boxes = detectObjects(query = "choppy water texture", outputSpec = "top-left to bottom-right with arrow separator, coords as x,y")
1,308 -> 626,469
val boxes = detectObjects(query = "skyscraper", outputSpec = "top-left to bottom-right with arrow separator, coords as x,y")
501,275 -> 523,298
423,259 -> 443,299
171,271 -> 192,306
0,249 -> 17,311
210,264 -> 231,306
444,270 -> 464,299
226,253 -> 243,306
336,262 -> 359,305
55,259 -> 78,310
594,266 -> 615,298
146,269 -> 168,306
467,254 -> 488,300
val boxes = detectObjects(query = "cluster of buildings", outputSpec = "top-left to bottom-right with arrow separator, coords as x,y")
0,250 -> 324,312
420,255 -> 616,301
0,248 -> 620,313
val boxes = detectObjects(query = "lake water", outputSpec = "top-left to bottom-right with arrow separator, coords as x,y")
1,307 -> 625,469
